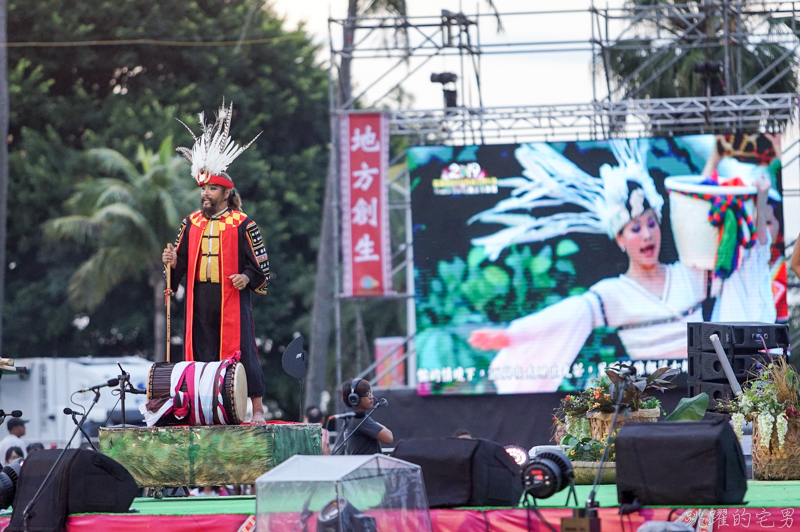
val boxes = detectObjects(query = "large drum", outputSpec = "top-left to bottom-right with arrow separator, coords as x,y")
147,361 -> 248,426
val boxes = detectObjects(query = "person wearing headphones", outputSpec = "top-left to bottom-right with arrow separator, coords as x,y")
340,378 -> 393,455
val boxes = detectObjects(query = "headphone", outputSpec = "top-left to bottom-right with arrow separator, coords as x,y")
347,378 -> 363,407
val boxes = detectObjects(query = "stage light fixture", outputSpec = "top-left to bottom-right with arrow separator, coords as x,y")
430,73 -> 459,108
504,445 -> 529,467
430,72 -> 458,85
0,458 -> 22,510
693,60 -> 725,96
317,497 -> 376,532
523,448 -> 573,499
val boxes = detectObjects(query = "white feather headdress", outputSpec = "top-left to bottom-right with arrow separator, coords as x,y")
469,139 -> 663,260
176,99 -> 262,186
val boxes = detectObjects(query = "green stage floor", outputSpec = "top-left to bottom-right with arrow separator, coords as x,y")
124,481 -> 800,516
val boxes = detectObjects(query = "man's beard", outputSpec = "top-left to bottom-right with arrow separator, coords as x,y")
201,198 -> 225,218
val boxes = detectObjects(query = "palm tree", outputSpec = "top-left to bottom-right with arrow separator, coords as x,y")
602,0 -> 799,99
45,137 -> 194,362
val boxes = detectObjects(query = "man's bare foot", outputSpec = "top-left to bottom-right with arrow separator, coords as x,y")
250,396 -> 267,424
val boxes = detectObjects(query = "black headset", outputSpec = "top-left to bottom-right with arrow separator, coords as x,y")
347,378 -> 363,407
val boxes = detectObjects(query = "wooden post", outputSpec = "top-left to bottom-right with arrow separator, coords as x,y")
166,243 -> 173,363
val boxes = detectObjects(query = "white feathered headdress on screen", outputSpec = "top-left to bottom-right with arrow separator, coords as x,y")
469,139 -> 663,260
175,99 -> 261,187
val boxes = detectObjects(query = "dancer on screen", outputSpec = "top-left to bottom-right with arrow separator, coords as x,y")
468,139 -> 775,394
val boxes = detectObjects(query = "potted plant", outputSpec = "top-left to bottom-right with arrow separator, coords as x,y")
585,363 -> 678,440
730,357 -> 800,480
561,434 -> 616,484
553,391 -> 592,443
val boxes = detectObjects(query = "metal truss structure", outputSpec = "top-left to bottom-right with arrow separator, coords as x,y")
389,93 -> 798,143
326,2 -> 800,393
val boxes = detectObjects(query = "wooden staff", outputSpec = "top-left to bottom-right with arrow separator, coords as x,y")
165,243 -> 173,363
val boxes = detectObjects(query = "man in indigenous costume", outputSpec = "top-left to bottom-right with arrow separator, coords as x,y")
162,101 -> 270,423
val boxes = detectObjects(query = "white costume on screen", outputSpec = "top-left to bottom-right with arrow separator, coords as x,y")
712,233 -> 776,323
490,253 -> 772,394
471,139 -> 776,394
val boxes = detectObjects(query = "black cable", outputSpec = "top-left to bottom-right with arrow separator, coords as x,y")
526,503 -> 532,532
103,395 -> 122,426
479,509 -> 490,532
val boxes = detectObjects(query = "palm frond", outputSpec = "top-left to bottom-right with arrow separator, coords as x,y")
44,215 -> 103,245
67,247 -> 145,311
158,136 -> 174,165
87,148 -> 141,182
363,0 -> 406,16
94,178 -> 135,208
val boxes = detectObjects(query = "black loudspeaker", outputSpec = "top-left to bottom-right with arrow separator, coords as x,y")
616,420 -> 747,506
687,379 -> 735,410
687,322 -> 789,352
687,351 -> 773,381
391,438 -> 523,508
6,449 -> 138,532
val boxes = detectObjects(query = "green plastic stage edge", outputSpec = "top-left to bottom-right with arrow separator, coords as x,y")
98,424 -> 321,488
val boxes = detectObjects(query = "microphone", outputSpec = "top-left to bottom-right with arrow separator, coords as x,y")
378,398 -> 389,407
76,378 -> 119,394
0,410 -> 22,418
63,408 -> 76,416
329,411 -> 367,420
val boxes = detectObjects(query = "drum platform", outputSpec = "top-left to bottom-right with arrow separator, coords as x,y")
98,424 -> 321,488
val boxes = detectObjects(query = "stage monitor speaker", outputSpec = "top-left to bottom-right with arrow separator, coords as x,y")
687,322 -> 789,353
687,351 -> 774,382
392,438 -> 523,508
6,449 -> 138,532
687,379 -> 734,410
616,420 -> 746,506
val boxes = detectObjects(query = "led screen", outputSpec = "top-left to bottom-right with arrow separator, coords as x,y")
410,135 -> 786,395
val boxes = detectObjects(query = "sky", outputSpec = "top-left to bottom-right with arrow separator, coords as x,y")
270,0 -> 800,243
271,0 -> 615,109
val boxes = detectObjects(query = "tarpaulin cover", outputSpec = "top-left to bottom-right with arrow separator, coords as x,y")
98,424 -> 321,488
255,454 -> 433,532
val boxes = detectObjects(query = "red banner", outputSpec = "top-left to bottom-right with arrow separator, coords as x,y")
340,112 -> 392,297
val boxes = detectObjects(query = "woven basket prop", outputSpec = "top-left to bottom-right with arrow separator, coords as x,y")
588,408 -> 660,440
751,417 -> 800,480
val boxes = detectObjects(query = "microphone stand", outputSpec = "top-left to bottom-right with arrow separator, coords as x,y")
113,363 -> 146,427
22,388 -> 104,531
331,401 -> 386,456
119,365 -> 129,426
66,410 -> 98,452
586,373 -> 630,509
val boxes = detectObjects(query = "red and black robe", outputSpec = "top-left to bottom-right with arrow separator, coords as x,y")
168,209 -> 270,396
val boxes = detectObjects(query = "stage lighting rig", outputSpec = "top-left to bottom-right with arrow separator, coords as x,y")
317,497 -> 376,532
504,445 -> 529,467
694,60 -> 725,97
0,458 -> 22,510
430,72 -> 458,108
523,447 -> 575,501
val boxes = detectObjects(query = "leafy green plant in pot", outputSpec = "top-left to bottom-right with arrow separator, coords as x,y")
586,363 -> 679,440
